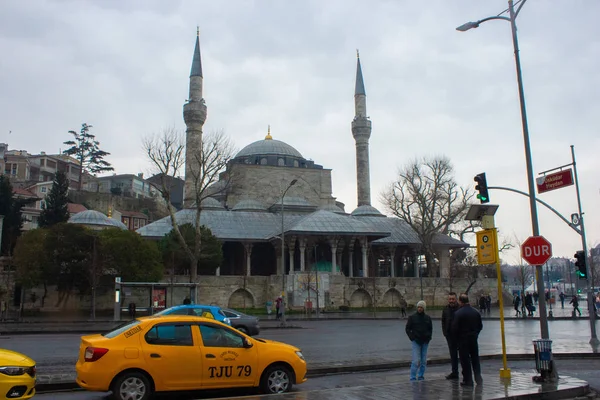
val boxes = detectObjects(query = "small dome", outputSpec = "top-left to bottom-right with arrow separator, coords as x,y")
200,197 -> 224,210
319,204 -> 346,214
351,205 -> 385,217
232,199 -> 267,212
282,196 -> 312,207
235,139 -> 303,159
68,210 -> 127,229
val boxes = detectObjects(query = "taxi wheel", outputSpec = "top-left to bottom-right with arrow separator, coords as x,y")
260,365 -> 293,394
111,371 -> 152,400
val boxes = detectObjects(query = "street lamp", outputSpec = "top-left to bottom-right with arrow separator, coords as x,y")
280,179 -> 297,327
456,0 -> 551,339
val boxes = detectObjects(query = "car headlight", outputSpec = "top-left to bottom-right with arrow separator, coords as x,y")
295,351 -> 305,361
0,366 -> 27,376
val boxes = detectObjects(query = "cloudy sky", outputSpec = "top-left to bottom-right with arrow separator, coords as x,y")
1,0 -> 599,264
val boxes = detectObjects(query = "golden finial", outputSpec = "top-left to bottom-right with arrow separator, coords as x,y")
265,125 -> 273,140
356,49 -> 360,58
197,26 -> 199,36
107,205 -> 112,218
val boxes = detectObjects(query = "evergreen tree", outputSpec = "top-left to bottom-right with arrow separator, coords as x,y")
63,123 -> 114,190
0,176 -> 33,256
39,171 -> 71,227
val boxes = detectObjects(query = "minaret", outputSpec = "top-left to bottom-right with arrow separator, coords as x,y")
352,50 -> 372,207
183,28 -> 208,207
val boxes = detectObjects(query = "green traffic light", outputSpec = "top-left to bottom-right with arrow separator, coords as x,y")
477,194 -> 488,202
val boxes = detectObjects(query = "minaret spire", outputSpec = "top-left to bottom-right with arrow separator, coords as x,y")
183,30 -> 208,207
352,50 -> 372,207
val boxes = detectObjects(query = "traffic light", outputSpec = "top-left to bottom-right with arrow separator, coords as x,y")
574,250 -> 587,280
474,173 -> 490,204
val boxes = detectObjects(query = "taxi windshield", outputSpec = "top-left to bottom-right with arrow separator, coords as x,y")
102,320 -> 142,338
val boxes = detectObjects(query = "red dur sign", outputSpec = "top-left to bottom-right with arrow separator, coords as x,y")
536,169 -> 574,194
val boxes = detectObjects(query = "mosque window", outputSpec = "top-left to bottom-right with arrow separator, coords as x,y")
294,160 -> 299,167
278,158 -> 285,166
260,158 -> 267,165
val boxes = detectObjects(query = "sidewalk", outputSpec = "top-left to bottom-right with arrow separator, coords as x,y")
1,306 -> 596,335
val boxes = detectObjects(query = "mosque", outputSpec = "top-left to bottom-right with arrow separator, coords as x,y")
136,33 -> 476,308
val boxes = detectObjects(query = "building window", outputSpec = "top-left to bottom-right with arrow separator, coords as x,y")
40,200 -> 46,209
134,219 -> 140,229
294,160 -> 299,167
260,158 -> 267,165
278,158 -> 285,166
41,187 -> 47,193
11,164 -> 17,175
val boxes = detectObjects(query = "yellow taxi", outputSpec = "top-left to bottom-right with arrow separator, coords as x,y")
0,349 -> 36,399
76,315 -> 307,400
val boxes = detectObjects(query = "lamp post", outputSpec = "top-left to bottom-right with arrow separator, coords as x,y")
280,179 -> 297,327
457,0 -> 551,340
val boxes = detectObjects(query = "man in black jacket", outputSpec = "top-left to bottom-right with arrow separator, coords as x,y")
405,300 -> 433,381
452,293 -> 483,386
441,292 -> 459,380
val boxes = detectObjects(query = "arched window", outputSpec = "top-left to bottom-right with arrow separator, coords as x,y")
278,158 -> 285,166
293,160 -> 299,167
260,158 -> 267,165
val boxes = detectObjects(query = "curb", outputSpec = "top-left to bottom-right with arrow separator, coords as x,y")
35,352 -> 600,394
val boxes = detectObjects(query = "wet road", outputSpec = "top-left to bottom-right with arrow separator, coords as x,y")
1,319 -> 598,374
35,359 -> 600,399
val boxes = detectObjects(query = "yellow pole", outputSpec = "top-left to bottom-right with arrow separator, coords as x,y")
493,227 -> 511,379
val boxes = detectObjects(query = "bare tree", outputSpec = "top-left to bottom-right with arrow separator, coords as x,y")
381,156 -> 473,276
143,127 -> 235,287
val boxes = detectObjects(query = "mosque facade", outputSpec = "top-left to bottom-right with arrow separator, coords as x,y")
136,33 -> 495,309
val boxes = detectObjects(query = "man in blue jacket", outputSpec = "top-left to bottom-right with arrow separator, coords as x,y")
452,293 -> 483,386
405,300 -> 433,381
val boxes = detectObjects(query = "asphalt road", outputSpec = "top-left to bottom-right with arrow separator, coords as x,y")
34,359 -> 600,399
1,319 -> 597,374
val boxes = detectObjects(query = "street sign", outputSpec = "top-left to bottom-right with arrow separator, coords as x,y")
536,169 -> 574,194
476,229 -> 497,265
521,236 -> 552,266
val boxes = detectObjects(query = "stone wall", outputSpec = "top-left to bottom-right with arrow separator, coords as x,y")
15,274 -> 500,314
227,164 -> 335,209
67,190 -> 167,222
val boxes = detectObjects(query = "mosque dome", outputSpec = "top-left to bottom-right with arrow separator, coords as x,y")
235,139 -> 303,159
200,197 -> 224,210
232,199 -> 268,212
351,205 -> 385,217
68,210 -> 127,229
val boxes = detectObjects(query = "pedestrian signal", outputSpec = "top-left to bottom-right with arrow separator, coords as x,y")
474,173 -> 490,204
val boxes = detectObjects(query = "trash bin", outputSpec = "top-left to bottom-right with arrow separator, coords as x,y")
266,301 -> 273,315
532,339 -> 553,373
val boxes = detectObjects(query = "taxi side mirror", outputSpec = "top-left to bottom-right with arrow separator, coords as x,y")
243,338 -> 253,349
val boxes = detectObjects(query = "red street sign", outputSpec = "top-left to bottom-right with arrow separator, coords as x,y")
536,169 -> 574,194
521,236 -> 552,266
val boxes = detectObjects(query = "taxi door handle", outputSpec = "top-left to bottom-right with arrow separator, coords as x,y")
206,354 -> 216,359
150,353 -> 161,358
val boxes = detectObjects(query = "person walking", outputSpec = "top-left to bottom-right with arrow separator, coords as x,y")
399,297 -> 407,318
275,297 -> 283,320
452,293 -> 483,387
441,292 -> 460,380
570,295 -> 581,317
405,300 -> 432,381
513,294 -> 521,317
485,294 -> 492,316
559,292 -> 565,309
478,295 -> 487,314
525,293 -> 535,316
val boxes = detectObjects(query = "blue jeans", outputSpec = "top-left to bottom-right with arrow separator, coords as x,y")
410,340 -> 429,380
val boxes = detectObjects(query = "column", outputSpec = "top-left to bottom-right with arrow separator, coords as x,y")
413,252 -> 419,277
361,241 -> 369,278
274,242 -> 283,275
289,247 -> 295,275
331,244 -> 338,274
299,238 -> 307,272
389,246 -> 396,278
337,248 -> 343,276
349,249 -> 354,278
438,247 -> 450,278
216,267 -> 220,276
244,243 -> 253,276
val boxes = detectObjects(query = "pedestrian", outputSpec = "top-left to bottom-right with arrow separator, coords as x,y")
128,302 -> 136,320
441,292 -> 460,380
399,297 -> 407,318
405,300 -> 432,381
525,293 -> 535,316
485,294 -> 492,315
513,294 -> 521,317
569,295 -> 581,317
533,292 -> 539,304
183,297 -> 191,305
452,293 -> 483,387
275,297 -> 282,320
559,292 -> 565,309
478,295 -> 487,314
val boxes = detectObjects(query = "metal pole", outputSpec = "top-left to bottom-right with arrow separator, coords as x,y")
571,145 -> 598,345
508,0 -> 549,340
280,193 -> 286,327
493,227 -> 510,378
